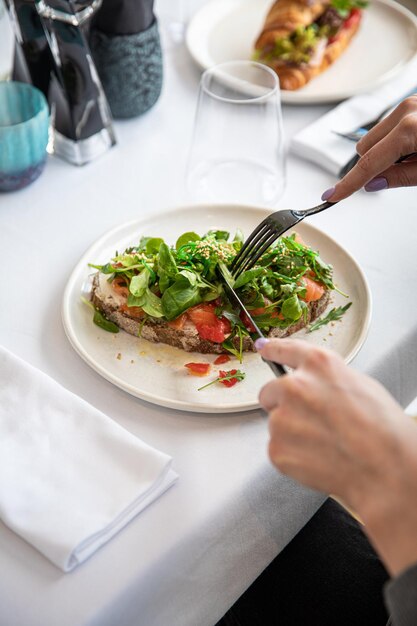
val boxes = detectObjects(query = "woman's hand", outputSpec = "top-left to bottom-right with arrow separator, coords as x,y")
256,338 -> 417,575
321,95 -> 417,202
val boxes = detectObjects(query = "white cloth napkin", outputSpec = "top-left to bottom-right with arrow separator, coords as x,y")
0,346 -> 178,572
291,58 -> 417,175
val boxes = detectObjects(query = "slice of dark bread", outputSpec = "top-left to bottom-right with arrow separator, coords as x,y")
91,273 -> 331,354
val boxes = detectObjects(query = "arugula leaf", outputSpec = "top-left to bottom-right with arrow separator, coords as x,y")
88,262 -> 116,274
176,232 -> 200,250
205,229 -> 230,241
234,267 -> 264,289
308,302 -> 352,332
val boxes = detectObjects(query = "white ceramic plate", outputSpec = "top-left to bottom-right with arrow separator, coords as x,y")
62,205 -> 371,413
186,0 -> 417,104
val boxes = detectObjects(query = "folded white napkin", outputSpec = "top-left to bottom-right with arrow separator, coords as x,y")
0,346 -> 178,572
291,58 -> 417,175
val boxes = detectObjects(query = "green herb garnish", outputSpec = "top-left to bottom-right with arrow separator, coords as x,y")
308,302 -> 352,332
198,369 -> 246,391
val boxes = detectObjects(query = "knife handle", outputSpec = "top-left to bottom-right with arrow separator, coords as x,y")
339,150 -> 417,179
263,357 -> 286,377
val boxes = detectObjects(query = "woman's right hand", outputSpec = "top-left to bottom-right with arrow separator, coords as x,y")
322,95 -> 417,202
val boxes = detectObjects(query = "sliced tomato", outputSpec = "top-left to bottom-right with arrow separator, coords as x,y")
343,8 -> 361,30
214,354 -> 231,365
185,362 -> 211,377
167,313 -> 187,330
119,303 -> 145,319
196,318 -> 231,343
219,369 -> 239,388
188,304 -> 231,343
112,276 -> 129,298
300,276 -> 325,303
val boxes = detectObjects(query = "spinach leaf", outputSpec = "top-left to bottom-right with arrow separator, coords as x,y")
145,237 -> 164,255
129,268 -> 150,298
175,231 -> 200,250
138,236 -> 164,253
161,274 -> 202,320
141,289 -> 163,318
81,296 -> 120,333
93,310 -> 120,333
281,295 -> 302,321
158,243 -> 178,293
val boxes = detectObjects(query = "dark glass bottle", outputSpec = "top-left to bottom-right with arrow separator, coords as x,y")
6,0 -> 116,165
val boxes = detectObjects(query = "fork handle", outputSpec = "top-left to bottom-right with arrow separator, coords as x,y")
294,200 -> 338,218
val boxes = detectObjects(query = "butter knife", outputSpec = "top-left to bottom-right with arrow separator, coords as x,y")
218,265 -> 286,377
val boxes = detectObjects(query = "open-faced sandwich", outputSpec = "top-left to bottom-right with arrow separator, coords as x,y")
88,229 -> 341,360
254,0 -> 367,90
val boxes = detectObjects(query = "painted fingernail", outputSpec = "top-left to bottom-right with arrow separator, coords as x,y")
364,177 -> 388,192
255,338 -> 269,351
321,187 -> 335,201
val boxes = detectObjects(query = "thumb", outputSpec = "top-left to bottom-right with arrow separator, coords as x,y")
364,161 -> 417,192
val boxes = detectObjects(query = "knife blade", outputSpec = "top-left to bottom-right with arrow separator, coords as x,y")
217,265 -> 286,377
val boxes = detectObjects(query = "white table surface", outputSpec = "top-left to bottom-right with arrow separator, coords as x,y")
2,2 -> 417,625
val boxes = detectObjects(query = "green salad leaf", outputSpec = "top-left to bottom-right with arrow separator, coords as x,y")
308,302 -> 352,332
176,232 -> 200,250
90,229 -> 343,353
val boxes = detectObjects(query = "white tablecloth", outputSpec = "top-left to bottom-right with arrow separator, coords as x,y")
1,1 -> 417,624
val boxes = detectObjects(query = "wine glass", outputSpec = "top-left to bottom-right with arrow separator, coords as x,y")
186,61 -> 286,208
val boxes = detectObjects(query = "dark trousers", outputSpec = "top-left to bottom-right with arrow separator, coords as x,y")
216,499 -> 390,626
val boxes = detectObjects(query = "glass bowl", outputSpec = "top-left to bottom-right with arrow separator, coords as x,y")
0,81 -> 49,192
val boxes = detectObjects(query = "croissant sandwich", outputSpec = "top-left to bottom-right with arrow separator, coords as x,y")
254,0 -> 368,90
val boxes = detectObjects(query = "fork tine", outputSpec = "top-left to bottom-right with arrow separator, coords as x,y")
234,229 -> 280,279
230,217 -> 271,272
232,224 -> 272,277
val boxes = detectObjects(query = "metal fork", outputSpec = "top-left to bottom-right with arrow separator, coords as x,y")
230,201 -> 336,278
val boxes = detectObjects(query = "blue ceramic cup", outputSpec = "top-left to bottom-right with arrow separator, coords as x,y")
0,81 -> 49,192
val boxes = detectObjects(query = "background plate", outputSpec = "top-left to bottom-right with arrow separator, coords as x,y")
62,205 -> 371,413
186,0 -> 417,104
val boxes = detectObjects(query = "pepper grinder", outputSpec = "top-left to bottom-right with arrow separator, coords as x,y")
6,0 -> 116,165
